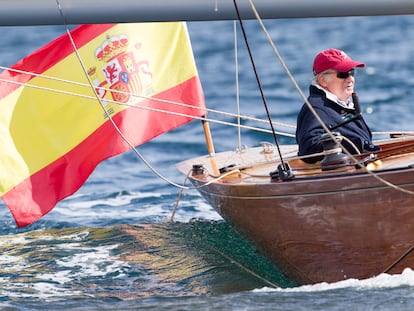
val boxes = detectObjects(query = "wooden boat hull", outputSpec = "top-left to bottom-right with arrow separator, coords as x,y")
177,138 -> 414,285
192,169 -> 414,284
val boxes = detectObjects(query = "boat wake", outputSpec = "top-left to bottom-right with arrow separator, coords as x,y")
0,220 -> 293,303
254,268 -> 414,293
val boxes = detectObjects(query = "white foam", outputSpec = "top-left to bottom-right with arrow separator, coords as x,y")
38,244 -> 130,284
2,281 -> 85,300
0,231 -> 129,300
254,268 -> 414,293
0,235 -> 28,247
53,191 -> 222,224
34,230 -> 90,242
63,191 -> 160,209
0,255 -> 28,271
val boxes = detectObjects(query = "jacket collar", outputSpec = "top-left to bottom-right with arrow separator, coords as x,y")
312,83 -> 354,110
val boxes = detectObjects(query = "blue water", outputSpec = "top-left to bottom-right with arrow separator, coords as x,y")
1,15 -> 414,310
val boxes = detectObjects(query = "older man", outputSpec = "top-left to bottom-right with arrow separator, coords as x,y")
296,48 -> 379,163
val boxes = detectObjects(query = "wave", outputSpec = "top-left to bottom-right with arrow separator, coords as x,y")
254,268 -> 414,294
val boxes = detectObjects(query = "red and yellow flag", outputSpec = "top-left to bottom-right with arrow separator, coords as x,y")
0,22 -> 205,227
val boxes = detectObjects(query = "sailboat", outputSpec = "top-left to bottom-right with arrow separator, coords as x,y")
2,0 -> 414,286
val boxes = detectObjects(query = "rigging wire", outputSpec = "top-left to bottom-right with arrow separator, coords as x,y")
232,0 -> 287,167
234,20 -> 242,151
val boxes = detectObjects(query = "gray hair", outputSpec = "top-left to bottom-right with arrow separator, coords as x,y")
313,70 -> 332,86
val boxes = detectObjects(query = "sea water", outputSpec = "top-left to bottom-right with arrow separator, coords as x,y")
1,15 -> 414,310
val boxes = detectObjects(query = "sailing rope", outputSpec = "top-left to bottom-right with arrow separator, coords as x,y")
0,65 -> 295,138
383,244 -> 414,274
200,239 -> 280,289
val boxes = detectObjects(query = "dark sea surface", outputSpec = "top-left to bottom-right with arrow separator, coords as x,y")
1,14 -> 414,310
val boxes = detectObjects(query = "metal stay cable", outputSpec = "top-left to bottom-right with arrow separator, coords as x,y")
247,0 -> 414,196
234,20 -> 242,151
233,0 -> 287,167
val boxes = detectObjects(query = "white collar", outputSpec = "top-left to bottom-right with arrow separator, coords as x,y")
313,83 -> 354,110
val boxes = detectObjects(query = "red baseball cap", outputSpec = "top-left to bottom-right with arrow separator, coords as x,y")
313,49 -> 365,75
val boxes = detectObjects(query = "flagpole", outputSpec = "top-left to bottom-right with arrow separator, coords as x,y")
201,118 -> 220,176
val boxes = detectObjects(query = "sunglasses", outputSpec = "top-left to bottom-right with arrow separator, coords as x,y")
326,69 -> 355,79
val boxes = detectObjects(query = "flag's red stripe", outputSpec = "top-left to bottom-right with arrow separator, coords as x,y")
0,25 -> 115,99
3,76 -> 204,227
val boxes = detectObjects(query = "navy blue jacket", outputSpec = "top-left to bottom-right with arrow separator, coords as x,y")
296,85 -> 373,162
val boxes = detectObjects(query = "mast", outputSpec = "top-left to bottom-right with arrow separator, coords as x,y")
1,0 -> 414,26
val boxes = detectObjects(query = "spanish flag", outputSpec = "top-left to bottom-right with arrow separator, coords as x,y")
0,22 -> 205,227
